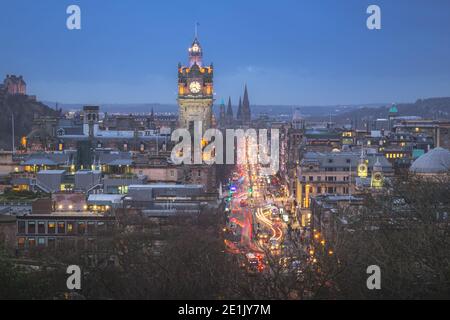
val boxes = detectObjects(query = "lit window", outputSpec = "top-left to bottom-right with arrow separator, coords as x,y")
17,237 -> 25,249
48,222 -> 56,234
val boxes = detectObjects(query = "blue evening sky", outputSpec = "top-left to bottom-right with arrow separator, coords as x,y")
1,0 -> 450,105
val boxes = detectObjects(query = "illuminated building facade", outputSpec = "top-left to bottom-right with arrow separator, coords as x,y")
177,37 -> 214,132
296,151 -> 393,209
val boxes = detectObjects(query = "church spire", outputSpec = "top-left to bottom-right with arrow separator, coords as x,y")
237,96 -> 242,120
226,97 -> 233,125
242,84 -> 251,123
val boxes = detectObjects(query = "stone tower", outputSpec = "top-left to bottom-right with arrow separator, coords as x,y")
177,36 -> 214,133
219,98 -> 226,126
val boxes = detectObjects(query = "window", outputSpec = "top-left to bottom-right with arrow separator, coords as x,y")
18,221 -> 25,234
67,222 -> 75,234
57,222 -> 65,234
38,238 -> 46,246
28,221 -> 36,234
28,238 -> 36,248
87,222 -> 95,234
48,222 -> 56,234
78,222 -> 86,235
38,221 -> 45,234
97,222 -> 106,233
17,237 -> 25,249
309,176 -> 314,182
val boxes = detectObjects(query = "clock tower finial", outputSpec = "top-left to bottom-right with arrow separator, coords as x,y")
188,26 -> 203,67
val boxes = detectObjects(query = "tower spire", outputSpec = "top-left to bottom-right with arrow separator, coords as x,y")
237,96 -> 242,120
242,84 -> 251,123
195,22 -> 199,39
188,26 -> 203,67
226,97 -> 233,125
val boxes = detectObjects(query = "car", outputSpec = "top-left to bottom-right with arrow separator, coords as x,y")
269,239 -> 280,251
257,233 -> 269,242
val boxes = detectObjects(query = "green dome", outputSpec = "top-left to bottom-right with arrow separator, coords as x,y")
389,105 -> 398,113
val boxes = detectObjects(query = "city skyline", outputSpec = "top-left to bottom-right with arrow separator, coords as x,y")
1,1 -> 449,303
1,0 -> 450,105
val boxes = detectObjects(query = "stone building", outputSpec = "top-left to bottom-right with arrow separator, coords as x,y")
1,75 -> 26,95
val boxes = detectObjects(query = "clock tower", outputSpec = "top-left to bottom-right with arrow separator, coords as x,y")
357,148 -> 368,178
371,158 -> 384,189
178,36 -> 214,132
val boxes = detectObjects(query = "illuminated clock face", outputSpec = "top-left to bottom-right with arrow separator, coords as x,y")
373,173 -> 383,181
358,164 -> 368,177
192,44 -> 200,52
189,81 -> 201,94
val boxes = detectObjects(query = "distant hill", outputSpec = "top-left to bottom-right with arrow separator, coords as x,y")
0,93 -> 59,150
50,101 -> 364,119
327,97 -> 450,126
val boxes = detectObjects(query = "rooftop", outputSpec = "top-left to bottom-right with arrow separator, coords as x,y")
410,147 -> 450,174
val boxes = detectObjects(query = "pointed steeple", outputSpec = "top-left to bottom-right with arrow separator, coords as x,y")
226,97 -> 233,125
242,84 -> 251,123
373,157 -> 382,172
237,96 -> 242,119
